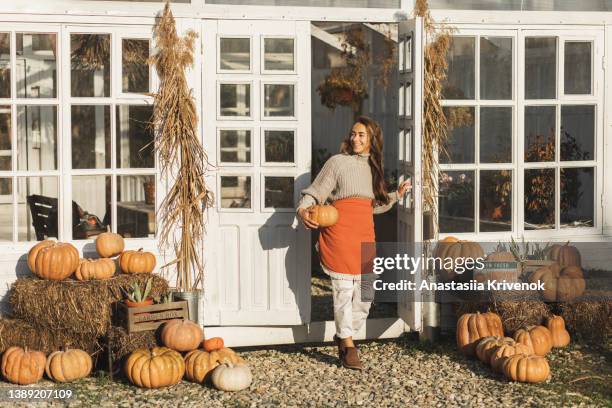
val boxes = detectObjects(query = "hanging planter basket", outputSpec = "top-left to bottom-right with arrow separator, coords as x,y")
317,74 -> 367,112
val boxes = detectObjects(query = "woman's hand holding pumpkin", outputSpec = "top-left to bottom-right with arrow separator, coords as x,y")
298,207 -> 319,230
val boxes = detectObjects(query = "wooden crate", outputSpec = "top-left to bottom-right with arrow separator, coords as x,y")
117,301 -> 189,333
520,260 -> 556,276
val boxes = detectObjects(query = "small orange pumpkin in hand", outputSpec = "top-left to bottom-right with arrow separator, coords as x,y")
203,337 -> 225,352
307,205 -> 339,227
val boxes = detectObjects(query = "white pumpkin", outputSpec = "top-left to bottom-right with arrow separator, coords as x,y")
211,362 -> 252,392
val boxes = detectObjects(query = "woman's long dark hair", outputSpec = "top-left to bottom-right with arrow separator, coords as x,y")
340,116 -> 389,205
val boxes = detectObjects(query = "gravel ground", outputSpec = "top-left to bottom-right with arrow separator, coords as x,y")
1,336 -> 609,408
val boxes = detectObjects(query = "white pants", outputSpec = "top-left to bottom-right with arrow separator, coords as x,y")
331,278 -> 373,339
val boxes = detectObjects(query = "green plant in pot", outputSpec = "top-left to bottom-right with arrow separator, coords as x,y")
122,278 -> 154,308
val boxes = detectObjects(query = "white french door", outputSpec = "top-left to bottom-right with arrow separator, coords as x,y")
202,19 -> 312,326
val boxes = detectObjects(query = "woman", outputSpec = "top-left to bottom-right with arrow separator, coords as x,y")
297,116 -> 411,370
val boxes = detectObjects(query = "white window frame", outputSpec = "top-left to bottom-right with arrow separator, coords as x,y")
260,126 -> 297,167
217,126 -> 254,167
217,172 -> 254,213
216,80 -> 254,121
260,80 -> 297,121
216,35 -> 252,74
260,35 -> 297,75
260,172 -> 296,213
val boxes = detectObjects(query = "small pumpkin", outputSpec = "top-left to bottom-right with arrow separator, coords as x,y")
434,240 -> 485,282
1,346 -> 46,385
119,248 -> 156,274
27,240 -> 55,272
95,228 -> 125,258
161,319 -> 204,352
513,325 -> 553,356
546,315 -> 570,348
125,347 -> 184,388
475,251 -> 519,283
74,258 -> 115,281
32,242 -> 80,280
456,312 -> 504,358
211,361 -> 253,392
503,354 -> 550,383
184,347 -> 243,384
548,243 -> 581,267
203,337 -> 225,352
490,342 -> 533,373
307,205 -> 339,227
475,336 -> 515,364
529,264 -> 585,302
45,349 -> 92,382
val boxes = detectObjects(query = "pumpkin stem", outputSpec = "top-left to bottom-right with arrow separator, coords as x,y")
138,248 -> 143,252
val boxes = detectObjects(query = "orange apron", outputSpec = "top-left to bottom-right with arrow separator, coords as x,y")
318,198 -> 376,276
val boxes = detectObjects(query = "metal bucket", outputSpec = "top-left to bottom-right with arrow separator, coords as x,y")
173,290 -> 201,324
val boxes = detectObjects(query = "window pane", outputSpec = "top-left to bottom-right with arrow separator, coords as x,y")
0,177 -> 12,241
525,105 -> 555,162
441,106 -> 475,164
264,38 -> 294,71
220,175 -> 251,209
116,105 -> 154,169
264,130 -> 295,163
264,84 -> 295,117
117,175 -> 155,238
524,169 -> 555,230
264,176 -> 294,208
16,105 -> 57,171
71,34 -> 111,97
561,167 -> 594,228
220,38 -> 250,71
480,170 -> 512,232
220,129 -> 251,163
439,170 -> 475,233
72,175 -> 110,239
122,39 -> 150,93
480,107 -> 512,163
565,42 -> 591,95
220,83 -> 250,117
0,33 -> 10,98
71,105 -> 111,169
18,176 -> 58,241
442,37 -> 475,99
561,105 -> 594,161
525,37 -> 556,99
0,105 -> 11,170
480,37 -> 512,100
16,33 -> 57,98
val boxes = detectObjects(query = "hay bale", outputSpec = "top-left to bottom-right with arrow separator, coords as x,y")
0,318 -> 102,356
558,293 -> 612,343
106,326 -> 159,363
9,274 -> 169,337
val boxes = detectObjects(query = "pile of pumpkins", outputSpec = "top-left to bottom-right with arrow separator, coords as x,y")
1,346 -> 93,385
457,311 -> 571,383
26,230 -> 156,281
125,319 -> 253,392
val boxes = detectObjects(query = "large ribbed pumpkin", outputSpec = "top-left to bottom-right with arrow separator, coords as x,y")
45,349 -> 92,382
475,336 -> 515,364
95,229 -> 125,258
1,346 -> 46,385
548,243 -> 581,267
27,240 -> 55,272
307,205 -> 339,227
513,325 -> 553,356
435,240 -> 484,281
184,347 -> 243,384
490,342 -> 534,373
119,249 -> 156,274
456,312 -> 504,357
529,264 -> 585,302
125,347 -> 184,389
31,242 -> 80,280
503,354 -> 550,383
75,258 -> 115,281
546,315 -> 570,348
161,320 -> 204,352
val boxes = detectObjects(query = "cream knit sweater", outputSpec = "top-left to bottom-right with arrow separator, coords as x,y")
296,152 -> 398,214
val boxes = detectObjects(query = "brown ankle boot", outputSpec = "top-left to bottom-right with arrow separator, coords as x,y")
333,335 -> 345,359
342,347 -> 363,370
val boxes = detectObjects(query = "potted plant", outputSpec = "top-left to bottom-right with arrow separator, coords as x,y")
121,278 -> 154,308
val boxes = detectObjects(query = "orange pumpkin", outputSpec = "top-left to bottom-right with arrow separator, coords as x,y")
503,354 -> 550,383
95,229 -> 125,258
125,347 -> 184,388
529,264 -> 585,302
475,336 -> 515,364
434,240 -> 485,281
490,342 -> 534,372
75,258 -> 115,281
119,249 -> 156,274
203,337 -> 224,352
1,346 -> 46,385
307,205 -> 339,227
32,242 -> 80,280
184,347 -> 243,384
513,325 -> 553,356
161,320 -> 204,352
546,315 -> 570,348
548,243 -> 581,267
27,240 -> 55,272
45,349 -> 92,382
456,312 -> 504,357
